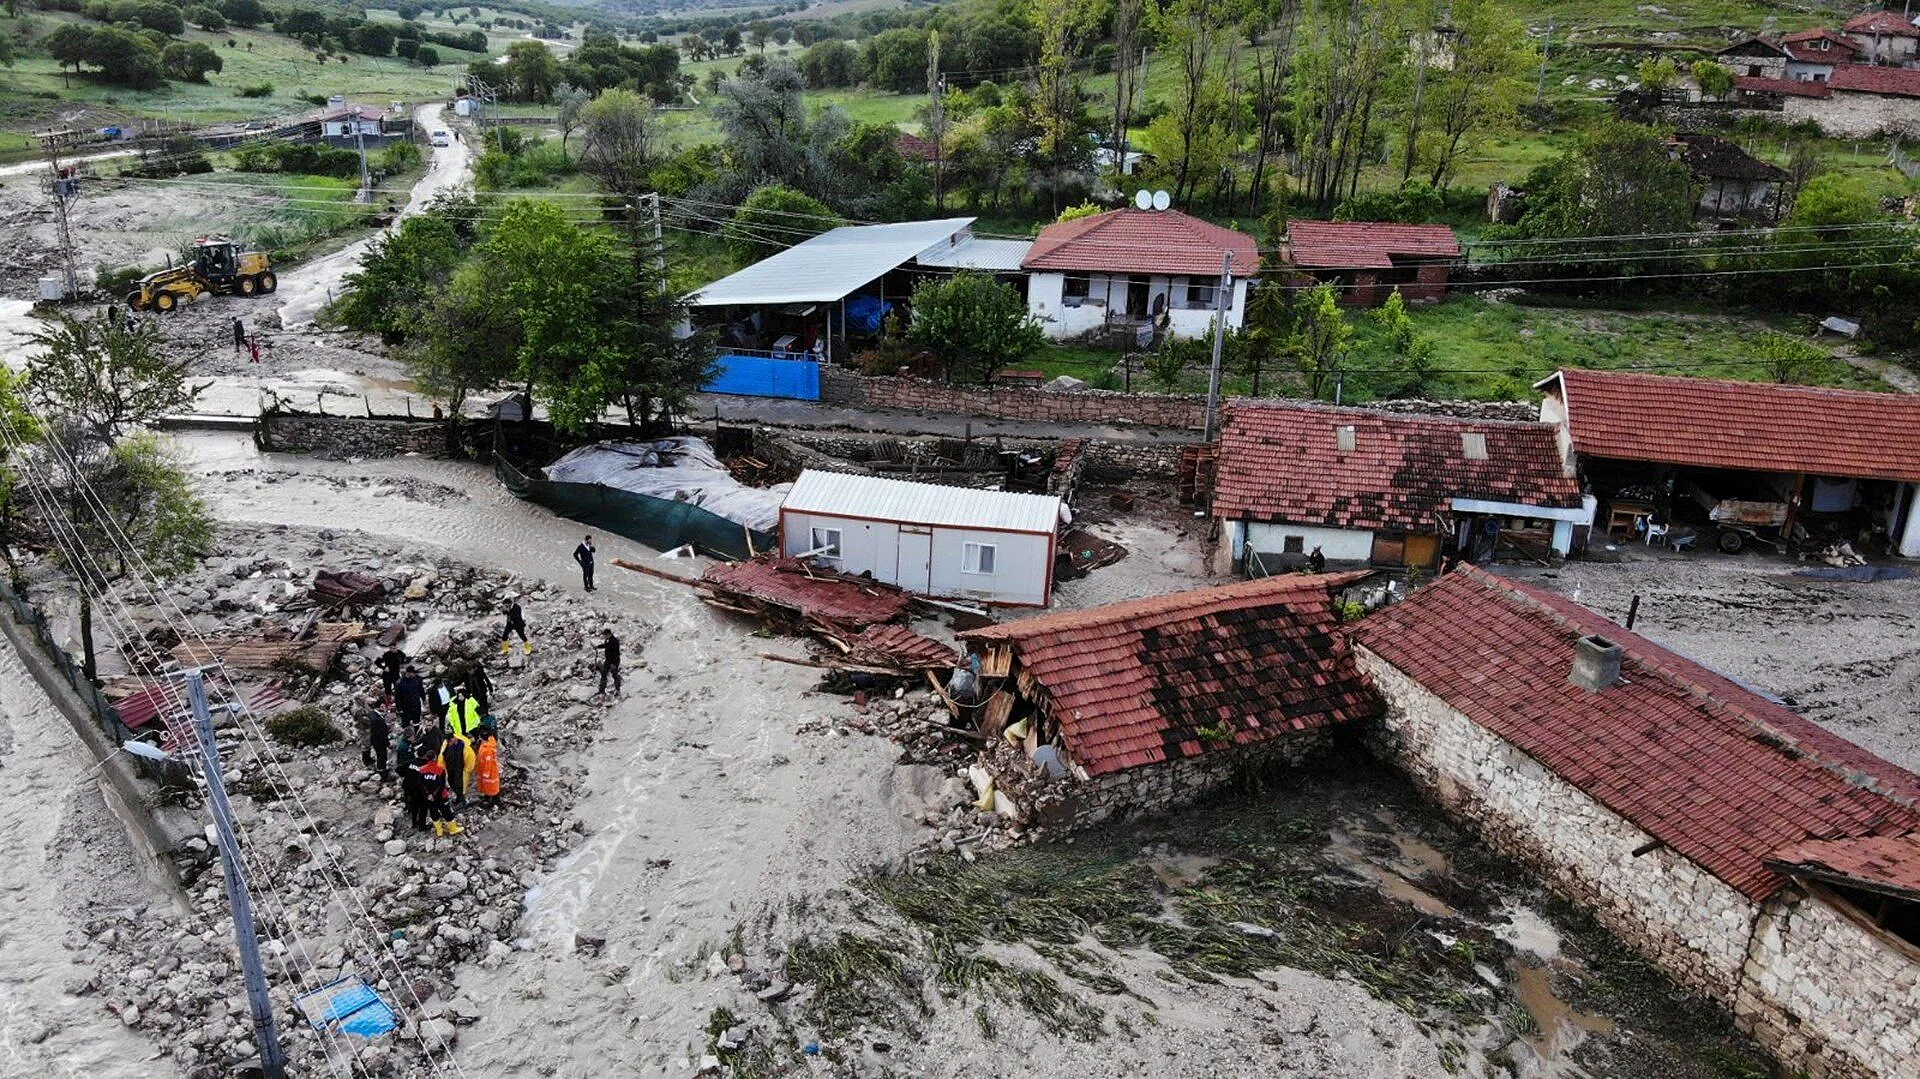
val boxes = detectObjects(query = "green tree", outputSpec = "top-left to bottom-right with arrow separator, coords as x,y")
554,82 -> 591,159
1417,0 -> 1534,188
1288,283 -> 1351,400
161,39 -> 221,81
217,0 -> 265,27
1055,201 -> 1103,223
577,87 -> 658,202
26,313 -> 204,448
1513,121 -> 1697,276
348,20 -> 394,56
334,214 -> 467,339
1235,277 -> 1293,396
47,23 -> 94,84
726,184 -> 835,263
1751,332 -> 1828,385
864,27 -> 929,93
1145,334 -> 1206,392
1692,59 -> 1733,100
186,4 -> 223,30
501,40 -> 561,100
800,38 -> 857,88
1637,56 -> 1679,95
906,271 -> 1046,384
415,45 -> 438,67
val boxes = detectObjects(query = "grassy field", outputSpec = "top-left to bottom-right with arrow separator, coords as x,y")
0,12 -> 480,141
1022,294 -> 1891,400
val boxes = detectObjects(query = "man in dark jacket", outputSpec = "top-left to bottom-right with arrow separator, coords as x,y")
597,629 -> 621,696
573,534 -> 596,592
400,753 -> 429,832
498,598 -> 530,654
379,646 -> 407,697
395,665 -> 426,727
364,697 -> 392,776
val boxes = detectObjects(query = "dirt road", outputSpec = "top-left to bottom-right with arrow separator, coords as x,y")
274,102 -> 474,329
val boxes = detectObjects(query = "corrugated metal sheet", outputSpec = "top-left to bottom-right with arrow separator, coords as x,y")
913,237 -> 1034,271
784,470 -> 1061,534
690,218 -> 976,307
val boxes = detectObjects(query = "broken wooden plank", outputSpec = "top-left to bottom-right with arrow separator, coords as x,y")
612,557 -> 701,587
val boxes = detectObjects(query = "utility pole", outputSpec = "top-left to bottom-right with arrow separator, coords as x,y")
1202,250 -> 1233,443
35,128 -> 82,299
643,192 -> 667,296
353,108 -> 371,202
179,668 -> 288,1079
1535,17 -> 1554,105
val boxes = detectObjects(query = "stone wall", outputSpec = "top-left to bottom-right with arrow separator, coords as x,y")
257,413 -> 447,458
1081,439 -> 1192,481
1357,645 -> 1912,1079
1787,90 -> 1920,138
1738,890 -> 1920,1079
984,730 -> 1333,833
821,367 -> 1538,429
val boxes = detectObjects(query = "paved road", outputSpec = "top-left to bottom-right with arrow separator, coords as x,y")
273,102 -> 474,328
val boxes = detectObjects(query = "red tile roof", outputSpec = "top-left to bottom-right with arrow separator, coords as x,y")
1829,61 -> 1920,96
896,131 -> 938,161
1211,403 -> 1582,532
1781,27 -> 1860,53
1733,74 -> 1832,97
961,574 -> 1380,777
1283,220 -> 1461,271
1844,10 -> 1920,37
1021,209 -> 1259,277
1542,368 -> 1920,483
700,557 -> 910,627
1350,566 -> 1920,900
1767,834 -> 1920,900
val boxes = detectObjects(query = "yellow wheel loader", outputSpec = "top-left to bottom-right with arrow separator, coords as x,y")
125,237 -> 276,312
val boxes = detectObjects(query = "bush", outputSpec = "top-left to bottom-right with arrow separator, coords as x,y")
301,91 -> 327,106
94,263 -> 145,296
265,705 -> 342,746
186,4 -> 222,29
377,139 -> 421,175
236,81 -> 273,97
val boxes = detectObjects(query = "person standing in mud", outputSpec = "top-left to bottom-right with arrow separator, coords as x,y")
379,645 -> 407,698
596,628 -> 621,697
498,597 -> 531,654
440,725 -> 471,808
232,316 -> 245,353
467,662 -> 494,716
400,751 -> 429,832
573,534 -> 596,592
420,758 -> 461,836
395,664 -> 426,728
362,696 -> 392,777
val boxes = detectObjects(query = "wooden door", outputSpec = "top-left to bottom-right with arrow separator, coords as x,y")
1403,532 -> 1441,569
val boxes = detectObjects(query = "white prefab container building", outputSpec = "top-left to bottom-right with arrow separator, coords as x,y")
779,470 -> 1063,607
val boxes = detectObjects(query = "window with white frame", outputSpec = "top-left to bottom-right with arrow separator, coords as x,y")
810,527 -> 842,558
1185,279 -> 1216,308
962,541 -> 997,575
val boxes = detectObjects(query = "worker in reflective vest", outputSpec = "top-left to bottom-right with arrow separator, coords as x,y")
445,688 -> 481,739
474,728 -> 501,803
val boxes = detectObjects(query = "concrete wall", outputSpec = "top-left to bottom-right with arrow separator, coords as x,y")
1786,89 -> 1920,137
779,510 -> 1052,606
256,414 -> 446,458
1357,644 -> 1917,1079
1233,520 -> 1375,566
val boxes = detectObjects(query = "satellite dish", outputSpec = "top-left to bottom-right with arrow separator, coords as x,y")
1134,189 -> 1152,210
1152,190 -> 1171,212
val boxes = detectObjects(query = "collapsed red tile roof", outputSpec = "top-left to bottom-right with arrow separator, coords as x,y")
961,574 -> 1380,777
1844,10 -> 1920,37
1767,834 -> 1920,901
1733,74 -> 1832,97
1211,403 -> 1582,532
1541,368 -> 1920,483
1021,208 -> 1259,277
895,131 -> 938,161
1283,220 -> 1461,271
700,557 -> 910,627
1350,566 -> 1920,900
1828,62 -> 1920,96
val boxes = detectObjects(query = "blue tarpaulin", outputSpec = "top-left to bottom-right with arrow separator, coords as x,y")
296,976 -> 399,1038
706,353 -> 822,401
844,293 -> 889,334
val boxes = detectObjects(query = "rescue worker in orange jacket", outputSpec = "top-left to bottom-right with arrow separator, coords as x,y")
474,727 -> 502,804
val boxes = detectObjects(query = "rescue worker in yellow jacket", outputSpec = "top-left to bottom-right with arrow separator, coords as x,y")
445,687 -> 481,740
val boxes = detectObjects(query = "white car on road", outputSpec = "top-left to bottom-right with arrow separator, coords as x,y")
431,130 -> 451,147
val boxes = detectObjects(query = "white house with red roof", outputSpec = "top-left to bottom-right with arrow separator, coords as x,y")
1020,207 -> 1259,341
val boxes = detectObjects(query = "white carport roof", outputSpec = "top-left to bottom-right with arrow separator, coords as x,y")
913,236 -> 1034,272
689,217 -> 977,307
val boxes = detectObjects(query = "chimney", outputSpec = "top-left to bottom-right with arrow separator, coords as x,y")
1569,634 -> 1623,692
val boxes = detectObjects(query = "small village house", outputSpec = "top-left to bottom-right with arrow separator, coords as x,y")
1842,9 -> 1920,65
1277,220 -> 1461,307
281,100 -> 412,151
1351,565 -> 1920,1079
1714,36 -> 1790,79
1780,27 -> 1860,81
778,470 -> 1062,607
1211,403 -> 1588,574
688,218 -> 1032,399
1537,368 -> 1920,556
1021,207 -> 1259,342
956,575 -> 1380,828
1667,133 -> 1786,221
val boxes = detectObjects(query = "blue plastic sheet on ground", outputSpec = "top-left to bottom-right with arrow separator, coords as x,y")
295,976 -> 399,1038
1793,565 -> 1914,582
707,353 -> 822,400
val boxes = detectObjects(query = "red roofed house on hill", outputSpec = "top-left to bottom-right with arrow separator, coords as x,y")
1714,36 -> 1790,80
1021,207 -> 1259,341
1843,8 -> 1920,64
1780,27 -> 1860,81
956,574 -> 1379,828
1277,219 -> 1461,306
1211,402 -> 1587,574
1351,565 -> 1920,1079
1536,368 -> 1920,557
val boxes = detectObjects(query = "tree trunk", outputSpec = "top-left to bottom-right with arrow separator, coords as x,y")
79,590 -> 97,685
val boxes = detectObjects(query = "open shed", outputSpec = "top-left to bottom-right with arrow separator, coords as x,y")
778,470 -> 1063,607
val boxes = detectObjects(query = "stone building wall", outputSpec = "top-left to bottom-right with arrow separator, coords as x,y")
1787,90 -> 1920,138
1354,648 -> 1754,996
256,413 -> 447,458
1356,645 -> 1915,1079
1738,889 -> 1920,1079
1081,440 -> 1192,481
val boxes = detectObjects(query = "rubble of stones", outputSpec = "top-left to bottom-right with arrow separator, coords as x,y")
76,524 -> 649,1077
